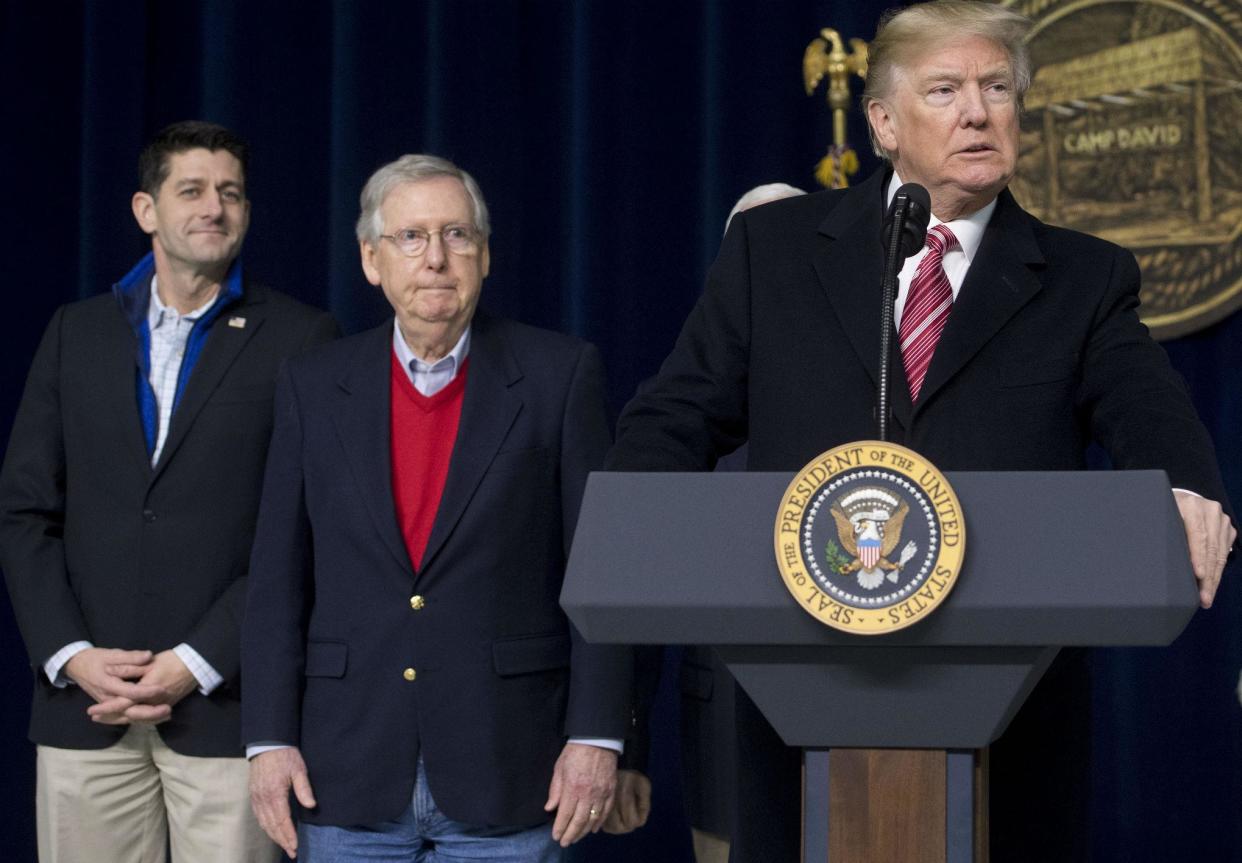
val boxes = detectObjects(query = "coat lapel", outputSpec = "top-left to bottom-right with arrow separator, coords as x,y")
98,309 -> 157,476
150,299 -> 265,481
812,171 -> 914,430
417,313 -> 523,576
914,190 -> 1045,412
332,325 -> 415,575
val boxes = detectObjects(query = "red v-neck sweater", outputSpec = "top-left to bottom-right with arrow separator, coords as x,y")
390,352 -> 468,571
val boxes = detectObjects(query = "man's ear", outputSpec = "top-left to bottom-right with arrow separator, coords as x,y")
480,243 -> 490,279
867,100 -> 899,156
359,240 -> 383,287
132,192 -> 157,235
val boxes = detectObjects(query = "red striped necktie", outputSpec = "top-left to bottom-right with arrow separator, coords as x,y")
899,224 -> 959,402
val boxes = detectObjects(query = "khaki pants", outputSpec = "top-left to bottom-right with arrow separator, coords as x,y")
37,724 -> 277,863
692,827 -> 731,863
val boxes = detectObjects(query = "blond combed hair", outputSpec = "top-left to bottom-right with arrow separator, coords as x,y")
862,1 -> 1033,159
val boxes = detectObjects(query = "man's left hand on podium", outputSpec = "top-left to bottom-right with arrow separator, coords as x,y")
1174,490 -> 1236,609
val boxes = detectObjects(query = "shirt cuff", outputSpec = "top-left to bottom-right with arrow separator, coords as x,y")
568,737 -> 625,755
173,643 -> 224,695
45,641 -> 93,687
247,743 -> 294,760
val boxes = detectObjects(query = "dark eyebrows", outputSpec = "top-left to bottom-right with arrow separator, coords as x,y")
172,176 -> 245,194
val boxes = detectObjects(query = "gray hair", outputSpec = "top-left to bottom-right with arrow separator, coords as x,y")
355,154 -> 491,243
725,183 -> 807,233
862,1 -> 1033,159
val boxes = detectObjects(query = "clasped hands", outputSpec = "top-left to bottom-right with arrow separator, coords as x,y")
65,647 -> 198,725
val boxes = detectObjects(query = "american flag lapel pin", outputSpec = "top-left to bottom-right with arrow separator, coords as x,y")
228,316 -> 247,328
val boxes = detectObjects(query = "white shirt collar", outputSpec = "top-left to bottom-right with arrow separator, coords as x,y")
884,173 -> 996,264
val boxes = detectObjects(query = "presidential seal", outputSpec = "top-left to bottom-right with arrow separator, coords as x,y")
774,442 -> 965,635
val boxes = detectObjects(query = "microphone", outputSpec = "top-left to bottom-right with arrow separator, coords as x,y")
883,183 -> 931,258
877,183 -> 931,441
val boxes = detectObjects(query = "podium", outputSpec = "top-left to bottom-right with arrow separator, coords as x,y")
561,470 -> 1197,862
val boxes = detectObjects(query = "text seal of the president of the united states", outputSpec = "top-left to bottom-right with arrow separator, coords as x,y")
774,441 -> 966,635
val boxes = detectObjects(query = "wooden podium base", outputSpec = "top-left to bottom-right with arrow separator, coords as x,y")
802,749 -> 989,863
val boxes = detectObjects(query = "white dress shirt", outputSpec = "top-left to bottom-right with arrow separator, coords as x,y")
887,173 -> 996,332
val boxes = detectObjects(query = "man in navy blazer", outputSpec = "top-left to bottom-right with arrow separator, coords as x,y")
243,154 -> 632,861
606,3 -> 1235,861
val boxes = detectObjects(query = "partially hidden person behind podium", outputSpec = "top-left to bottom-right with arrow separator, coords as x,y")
0,120 -> 339,863
242,154 -> 634,862
598,182 -> 812,863
604,2 -> 1236,861
688,181 -> 808,863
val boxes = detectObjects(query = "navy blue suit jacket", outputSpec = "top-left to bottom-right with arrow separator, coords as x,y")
242,311 -> 631,828
0,282 -> 337,756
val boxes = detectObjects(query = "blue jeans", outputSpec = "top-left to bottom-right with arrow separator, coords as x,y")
298,760 -> 564,862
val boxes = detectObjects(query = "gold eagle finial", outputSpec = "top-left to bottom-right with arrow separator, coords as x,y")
803,28 -> 869,189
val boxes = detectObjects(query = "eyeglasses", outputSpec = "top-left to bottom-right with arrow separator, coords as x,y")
379,225 -> 480,257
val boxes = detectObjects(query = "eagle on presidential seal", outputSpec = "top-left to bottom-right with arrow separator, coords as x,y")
829,486 -> 919,590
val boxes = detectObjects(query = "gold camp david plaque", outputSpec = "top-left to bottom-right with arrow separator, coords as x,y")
774,442 -> 966,635
1006,0 -> 1242,339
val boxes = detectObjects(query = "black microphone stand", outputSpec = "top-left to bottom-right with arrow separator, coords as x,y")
877,183 -> 931,441
878,195 -> 913,442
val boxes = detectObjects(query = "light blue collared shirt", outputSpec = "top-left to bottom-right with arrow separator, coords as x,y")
148,277 -> 218,464
391,319 -> 471,395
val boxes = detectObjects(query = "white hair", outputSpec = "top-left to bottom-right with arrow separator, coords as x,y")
726,183 -> 807,232
356,153 -> 491,243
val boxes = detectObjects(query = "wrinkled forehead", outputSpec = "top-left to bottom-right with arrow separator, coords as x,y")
379,176 -> 474,228
890,36 -> 1014,89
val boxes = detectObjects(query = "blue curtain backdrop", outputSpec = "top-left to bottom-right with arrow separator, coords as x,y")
2,2 -> 1239,860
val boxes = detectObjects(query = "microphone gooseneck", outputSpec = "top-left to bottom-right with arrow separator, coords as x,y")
877,183 -> 932,441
